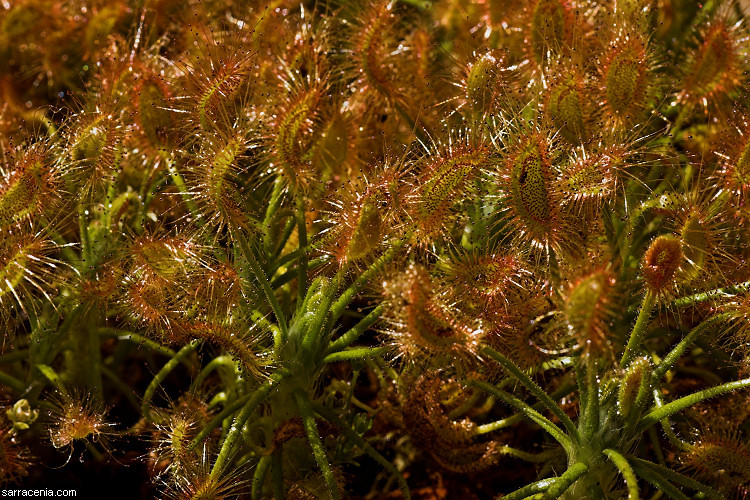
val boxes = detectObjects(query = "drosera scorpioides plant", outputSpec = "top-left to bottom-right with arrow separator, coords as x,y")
2,0 -> 750,498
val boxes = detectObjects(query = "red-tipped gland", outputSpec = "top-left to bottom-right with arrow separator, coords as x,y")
189,126 -> 254,230
546,74 -> 587,144
486,290 -> 553,371
382,264 -> 483,367
132,235 -> 195,281
411,146 -> 489,242
67,111 -> 122,197
602,34 -> 649,121
121,280 -> 177,338
682,431 -> 750,497
466,52 -> 506,116
271,85 -> 324,189
560,146 -> 627,215
189,262 -> 240,320
310,113 -> 349,174
0,145 -> 55,229
403,373 -> 501,473
77,263 -> 120,309
135,75 -> 176,150
527,0 -> 572,65
83,5 -> 127,57
441,251 -> 526,311
335,195 -> 383,265
502,132 -> 562,251
0,422 -> 31,483
642,236 -> 683,293
352,1 -> 398,100
196,58 -> 253,132
728,136 -> 750,193
682,23 -> 740,105
179,320 -> 260,377
0,231 -> 61,336
720,290 -> 750,351
679,213 -> 709,279
321,162 -> 403,267
564,269 -> 617,357
48,391 -> 112,451
617,356 -> 650,419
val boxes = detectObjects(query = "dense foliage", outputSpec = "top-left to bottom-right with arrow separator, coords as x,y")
2,0 -> 750,498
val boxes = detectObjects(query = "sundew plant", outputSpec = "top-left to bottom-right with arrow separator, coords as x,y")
2,0 -> 750,498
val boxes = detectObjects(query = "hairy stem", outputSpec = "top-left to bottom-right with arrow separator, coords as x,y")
637,378 -> 750,432
542,462 -> 589,500
652,313 -> 730,381
621,291 -> 656,367
481,346 -> 580,443
210,370 -> 289,480
293,390 -> 340,500
312,402 -> 411,500
603,449 -> 639,500
469,379 -> 571,451
141,340 -> 200,422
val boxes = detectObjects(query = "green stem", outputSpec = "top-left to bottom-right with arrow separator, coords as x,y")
330,237 -> 407,320
668,106 -> 692,141
326,305 -> 384,354
541,462 -> 589,500
481,346 -> 580,444
647,426 -> 666,465
624,364 -> 653,435
166,155 -> 199,217
582,361 -> 599,441
671,282 -> 750,308
651,390 -> 691,451
263,177 -> 286,255
69,309 -> 103,399
637,378 -> 750,432
39,215 -> 79,263
448,388 -> 483,420
652,314 -> 730,381
0,350 -> 28,364
574,361 -> 587,417
233,230 -> 289,337
101,366 -> 140,412
0,370 -> 26,393
500,478 -> 556,500
630,462 -> 689,500
629,457 -> 722,499
272,217 -> 296,261
469,380 -> 571,451
270,257 -> 328,289
189,392 -> 252,451
251,455 -> 272,500
96,328 -> 177,358
78,203 -> 91,267
603,449 -> 639,500
475,413 -> 524,434
322,347 -> 386,364
293,391 -> 340,500
296,195 -> 308,307
498,446 -> 559,463
210,370 -> 289,480
312,402 -> 411,500
191,355 -> 237,391
621,290 -> 656,367
475,380 -> 577,435
141,341 -> 200,421
104,191 -> 140,229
